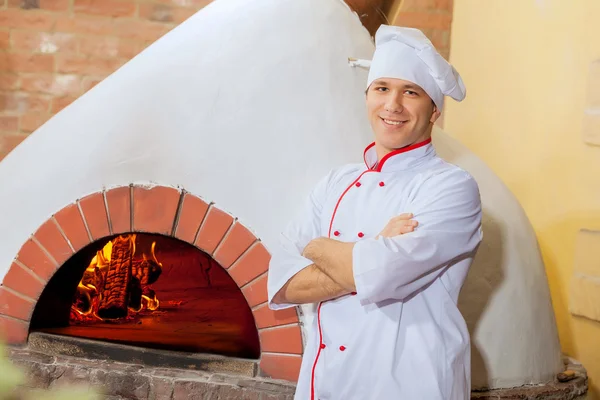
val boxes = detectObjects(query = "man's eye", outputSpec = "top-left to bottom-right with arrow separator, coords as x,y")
376,87 -> 388,92
405,90 -> 418,95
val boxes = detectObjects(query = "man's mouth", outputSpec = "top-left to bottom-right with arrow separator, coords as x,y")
381,117 -> 407,126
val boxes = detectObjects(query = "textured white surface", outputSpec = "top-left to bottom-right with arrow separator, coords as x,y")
433,127 -> 563,388
0,0 -> 562,389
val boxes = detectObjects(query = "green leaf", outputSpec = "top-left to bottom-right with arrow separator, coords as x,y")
0,341 -> 26,397
26,387 -> 102,400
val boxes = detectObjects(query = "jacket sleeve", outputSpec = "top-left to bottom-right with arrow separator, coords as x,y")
267,171 -> 332,310
352,170 -> 483,305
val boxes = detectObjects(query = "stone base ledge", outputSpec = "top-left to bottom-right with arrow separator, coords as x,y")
471,358 -> 588,400
7,345 -> 588,400
8,347 -> 295,400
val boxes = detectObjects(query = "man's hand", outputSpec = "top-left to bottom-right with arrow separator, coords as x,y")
376,213 -> 418,239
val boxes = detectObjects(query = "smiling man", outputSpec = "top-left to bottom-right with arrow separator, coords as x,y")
267,25 -> 483,400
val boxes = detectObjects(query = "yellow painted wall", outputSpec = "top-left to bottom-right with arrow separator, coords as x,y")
445,1 -> 600,398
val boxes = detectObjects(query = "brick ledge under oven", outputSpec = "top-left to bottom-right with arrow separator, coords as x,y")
9,333 -> 297,399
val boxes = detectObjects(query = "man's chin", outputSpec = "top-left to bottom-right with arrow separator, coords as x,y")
376,135 -> 413,151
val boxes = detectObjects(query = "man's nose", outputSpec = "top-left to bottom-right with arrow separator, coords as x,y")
384,93 -> 403,113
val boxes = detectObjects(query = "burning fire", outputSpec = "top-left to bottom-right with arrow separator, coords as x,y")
71,234 -> 163,323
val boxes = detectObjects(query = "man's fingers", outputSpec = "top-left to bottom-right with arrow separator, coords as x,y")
393,220 -> 418,234
393,213 -> 413,221
393,219 -> 418,228
378,216 -> 419,238
398,225 -> 416,234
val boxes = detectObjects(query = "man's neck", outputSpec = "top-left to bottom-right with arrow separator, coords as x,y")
375,133 -> 432,162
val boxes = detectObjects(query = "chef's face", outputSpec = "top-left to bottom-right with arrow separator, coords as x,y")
366,78 -> 440,159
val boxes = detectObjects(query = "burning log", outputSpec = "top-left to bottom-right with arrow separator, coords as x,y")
98,235 -> 133,319
73,266 -> 103,314
129,256 -> 162,311
81,265 -> 104,291
71,234 -> 163,323
73,288 -> 92,315
132,258 -> 162,286
128,277 -> 143,312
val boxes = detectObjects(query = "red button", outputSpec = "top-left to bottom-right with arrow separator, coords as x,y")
355,182 -> 361,187
339,346 -> 346,351
320,344 -> 326,349
358,232 -> 364,238
333,231 -> 340,237
379,181 -> 385,187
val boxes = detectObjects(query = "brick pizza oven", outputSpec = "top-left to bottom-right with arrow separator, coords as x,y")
2,185 -> 303,398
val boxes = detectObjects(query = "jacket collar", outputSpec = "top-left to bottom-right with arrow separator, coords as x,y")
363,138 -> 435,172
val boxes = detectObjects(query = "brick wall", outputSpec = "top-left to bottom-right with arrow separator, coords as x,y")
0,0 -> 454,162
391,0 -> 454,61
0,0 -> 212,160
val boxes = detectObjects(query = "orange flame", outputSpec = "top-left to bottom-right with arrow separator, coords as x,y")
71,234 -> 161,323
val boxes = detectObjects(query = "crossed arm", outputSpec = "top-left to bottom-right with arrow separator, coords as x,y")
272,239 -> 355,304
272,214 -> 417,305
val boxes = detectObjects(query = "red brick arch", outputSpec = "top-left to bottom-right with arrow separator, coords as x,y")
0,184 -> 303,382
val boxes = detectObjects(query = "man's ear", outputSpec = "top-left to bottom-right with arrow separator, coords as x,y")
430,104 -> 442,124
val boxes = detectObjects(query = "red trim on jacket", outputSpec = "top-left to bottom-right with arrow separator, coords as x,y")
363,138 -> 432,172
310,302 -> 325,400
362,142 -> 376,167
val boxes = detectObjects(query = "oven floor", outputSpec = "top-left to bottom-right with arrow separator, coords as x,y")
37,286 -> 260,358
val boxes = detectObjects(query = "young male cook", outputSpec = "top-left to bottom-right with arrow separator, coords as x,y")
268,25 -> 483,400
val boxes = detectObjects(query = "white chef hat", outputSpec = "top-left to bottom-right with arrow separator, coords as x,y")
356,25 -> 466,111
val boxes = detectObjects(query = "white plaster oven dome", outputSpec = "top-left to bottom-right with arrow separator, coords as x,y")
432,127 -> 563,388
0,0 -> 562,390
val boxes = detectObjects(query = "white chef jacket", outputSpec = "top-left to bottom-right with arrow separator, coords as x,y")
267,138 -> 483,400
